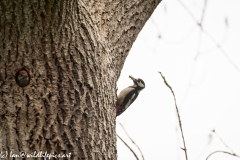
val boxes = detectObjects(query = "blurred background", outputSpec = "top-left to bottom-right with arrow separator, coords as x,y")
116,0 -> 240,159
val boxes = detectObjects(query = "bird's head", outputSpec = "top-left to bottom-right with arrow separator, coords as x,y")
16,69 -> 30,87
18,70 -> 28,79
129,75 -> 145,90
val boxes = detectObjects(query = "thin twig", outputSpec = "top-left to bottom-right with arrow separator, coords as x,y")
159,72 -> 188,160
206,150 -> 240,160
177,0 -> 199,25
195,0 -> 208,60
117,120 -> 145,160
177,0 -> 240,72
200,0 -> 208,24
212,129 -> 236,154
206,130 -> 240,159
117,134 -> 139,160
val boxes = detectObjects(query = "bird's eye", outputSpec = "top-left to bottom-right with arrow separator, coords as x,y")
138,80 -> 140,82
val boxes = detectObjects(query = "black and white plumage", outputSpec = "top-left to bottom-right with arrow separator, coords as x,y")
116,75 -> 145,116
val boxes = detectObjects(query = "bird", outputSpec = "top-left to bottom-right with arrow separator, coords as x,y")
16,69 -> 30,87
116,75 -> 145,116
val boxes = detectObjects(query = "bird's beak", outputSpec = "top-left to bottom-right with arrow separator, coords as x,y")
129,75 -> 137,82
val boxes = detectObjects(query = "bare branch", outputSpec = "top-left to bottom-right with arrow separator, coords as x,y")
159,72 -> 188,160
195,0 -> 208,60
177,0 -> 199,25
117,120 -> 145,160
206,130 -> 240,159
212,129 -> 236,154
177,0 -> 240,72
117,134 -> 140,160
206,151 -> 240,160
200,0 -> 208,24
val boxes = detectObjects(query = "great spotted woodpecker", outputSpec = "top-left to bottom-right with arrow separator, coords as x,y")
15,69 -> 30,87
116,75 -> 145,116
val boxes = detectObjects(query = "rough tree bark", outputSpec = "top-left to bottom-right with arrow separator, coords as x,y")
0,0 -> 161,159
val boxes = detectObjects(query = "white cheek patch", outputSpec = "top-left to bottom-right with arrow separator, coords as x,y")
138,82 -> 145,88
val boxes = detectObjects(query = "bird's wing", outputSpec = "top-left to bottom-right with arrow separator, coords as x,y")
116,89 -> 138,116
123,91 -> 138,108
116,87 -> 135,106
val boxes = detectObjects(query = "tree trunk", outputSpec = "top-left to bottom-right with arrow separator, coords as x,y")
0,0 -> 161,159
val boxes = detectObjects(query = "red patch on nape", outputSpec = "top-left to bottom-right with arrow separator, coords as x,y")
116,106 -> 120,111
19,70 -> 27,75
